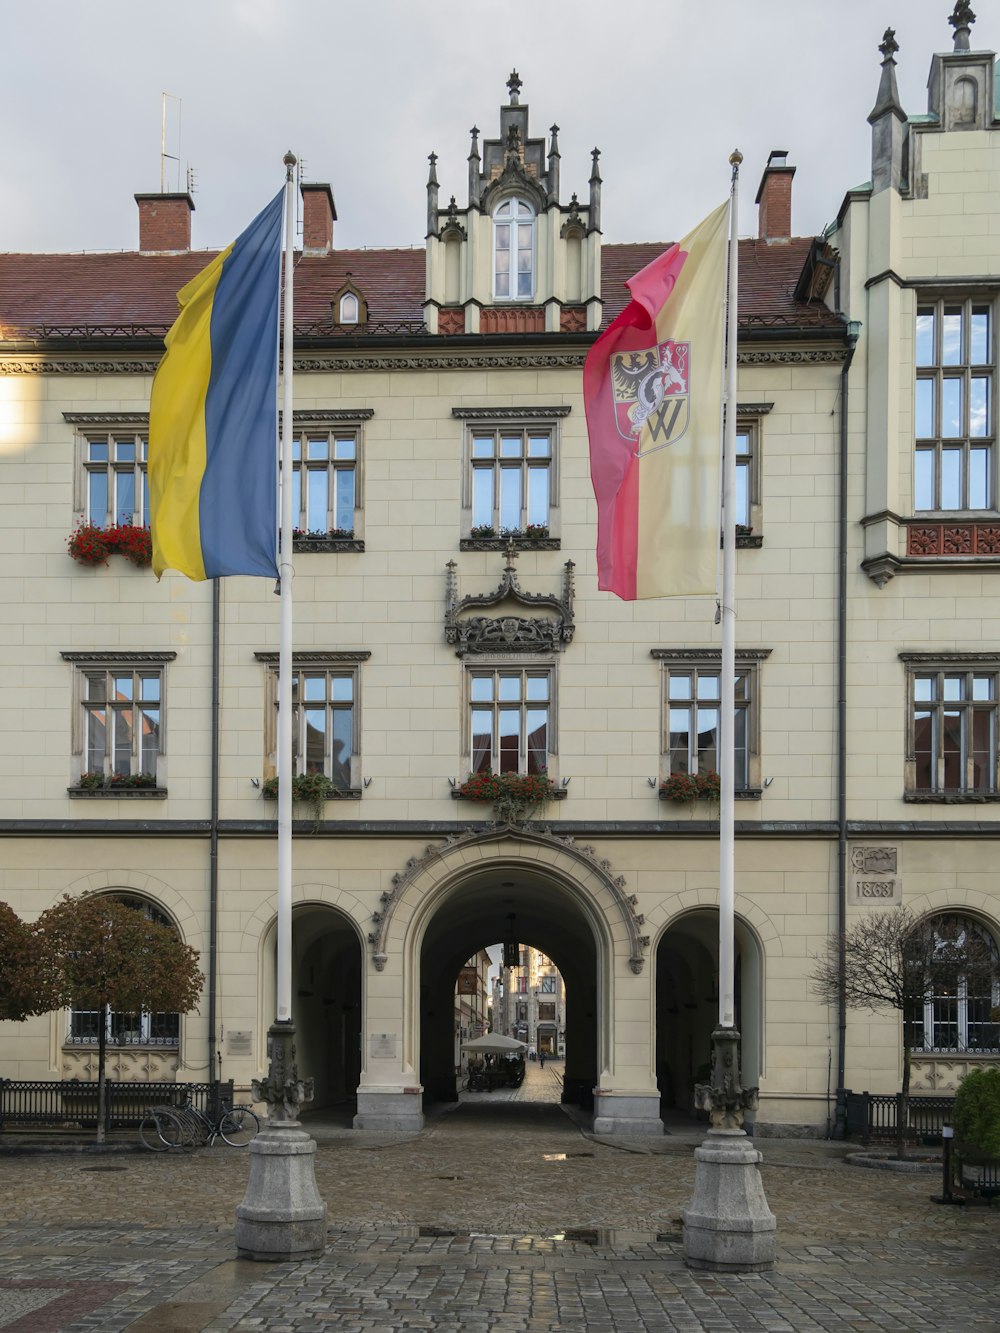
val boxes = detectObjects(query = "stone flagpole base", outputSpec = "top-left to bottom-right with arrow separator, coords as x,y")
682,1025 -> 776,1272
235,1021 -> 326,1261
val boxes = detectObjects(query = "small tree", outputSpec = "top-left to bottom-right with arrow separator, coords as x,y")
812,908 -> 1000,1157
37,895 -> 204,1142
0,901 -> 62,1021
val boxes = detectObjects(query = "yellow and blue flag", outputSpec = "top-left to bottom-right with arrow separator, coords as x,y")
149,190 -> 284,581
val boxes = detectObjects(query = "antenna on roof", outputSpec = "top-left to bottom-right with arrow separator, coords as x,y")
186,165 -> 198,196
160,93 -> 182,193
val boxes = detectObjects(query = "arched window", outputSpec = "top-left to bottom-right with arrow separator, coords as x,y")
493,199 -> 534,300
907,914 -> 1000,1053
339,293 -> 359,324
67,896 -> 182,1047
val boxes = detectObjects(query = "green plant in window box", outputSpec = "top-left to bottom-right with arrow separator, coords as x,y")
456,769 -> 557,824
470,525 -> 497,539
261,771 -> 343,822
293,527 -> 354,541
108,771 -> 157,789
524,524 -> 550,540
660,771 -> 721,803
77,771 -> 106,791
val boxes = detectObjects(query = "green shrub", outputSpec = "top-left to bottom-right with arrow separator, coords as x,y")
953,1066 -> 1000,1160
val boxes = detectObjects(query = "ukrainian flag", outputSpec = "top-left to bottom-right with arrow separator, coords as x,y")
149,189 -> 284,581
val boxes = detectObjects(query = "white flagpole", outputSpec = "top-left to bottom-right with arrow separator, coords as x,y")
276,151 -> 296,1024
719,153 -> 741,1032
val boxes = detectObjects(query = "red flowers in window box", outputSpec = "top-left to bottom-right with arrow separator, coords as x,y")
660,771 -> 721,804
67,524 -> 152,568
455,770 -> 557,823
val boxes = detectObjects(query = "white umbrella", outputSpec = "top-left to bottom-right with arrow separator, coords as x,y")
461,1033 -> 528,1053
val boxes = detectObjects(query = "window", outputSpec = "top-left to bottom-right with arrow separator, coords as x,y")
468,666 -> 552,775
290,430 -> 359,535
902,654 -> 999,796
652,649 -> 770,793
67,897 -> 181,1047
258,651 -> 370,791
515,976 -> 528,994
735,422 -> 757,529
82,431 -> 149,527
539,974 -> 557,993
62,652 -> 173,787
493,198 -> 534,299
537,1002 -> 556,1022
914,298 -> 995,511
470,428 -> 552,533
339,293 -> 359,324
906,915 -> 1000,1054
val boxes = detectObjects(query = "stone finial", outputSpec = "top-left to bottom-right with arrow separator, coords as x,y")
507,69 -> 523,104
588,148 -> 602,234
468,126 -> 480,161
547,124 -> 561,204
426,152 -> 440,240
468,128 -> 481,206
427,151 -> 439,186
878,27 -> 899,62
548,124 -> 561,157
949,1 -> 976,51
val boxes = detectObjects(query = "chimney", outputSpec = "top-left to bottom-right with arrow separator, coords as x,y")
755,151 -> 795,244
301,183 -> 336,255
135,193 -> 194,252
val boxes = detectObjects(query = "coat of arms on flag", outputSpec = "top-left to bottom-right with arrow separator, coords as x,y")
610,341 -> 690,451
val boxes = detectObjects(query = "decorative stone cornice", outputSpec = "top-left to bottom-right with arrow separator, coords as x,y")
1,359 -> 161,376
368,825 -> 648,974
737,348 -> 849,366
292,352 -> 589,373
452,405 -> 572,420
898,650 -> 1000,664
254,650 -> 372,664
63,411 -> 150,425
650,647 -> 772,662
60,650 -> 177,664
445,547 -> 575,656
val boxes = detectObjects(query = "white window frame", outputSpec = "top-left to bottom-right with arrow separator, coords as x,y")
67,417 -> 150,529
464,660 -> 557,778
62,651 -> 173,787
901,652 -> 1000,798
257,650 -> 370,792
914,295 -> 996,513
652,648 -> 770,794
289,427 -> 362,537
455,407 -> 569,539
493,197 -> 535,301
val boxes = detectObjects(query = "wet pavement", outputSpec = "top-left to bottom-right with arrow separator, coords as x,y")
0,1061 -> 997,1331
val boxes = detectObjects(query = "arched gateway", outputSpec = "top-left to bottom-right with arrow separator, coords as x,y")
355,826 -> 661,1135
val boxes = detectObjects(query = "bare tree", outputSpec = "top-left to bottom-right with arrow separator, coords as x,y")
812,908 -> 1000,1157
37,895 -> 204,1143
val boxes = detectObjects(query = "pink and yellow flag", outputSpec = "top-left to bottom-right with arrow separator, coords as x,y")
584,202 -> 728,599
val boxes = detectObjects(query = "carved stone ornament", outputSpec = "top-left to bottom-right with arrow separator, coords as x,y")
693,1026 -> 759,1131
445,544 -> 575,656
252,1022 -> 314,1125
369,825 -> 648,975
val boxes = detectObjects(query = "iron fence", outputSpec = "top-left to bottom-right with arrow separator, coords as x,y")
844,1090 -> 955,1146
0,1079 -> 232,1133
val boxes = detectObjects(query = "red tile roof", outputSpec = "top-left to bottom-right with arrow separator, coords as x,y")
0,238 -> 840,339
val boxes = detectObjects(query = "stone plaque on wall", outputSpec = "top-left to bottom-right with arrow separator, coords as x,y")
368,1032 -> 398,1059
226,1030 -> 252,1056
849,844 -> 901,905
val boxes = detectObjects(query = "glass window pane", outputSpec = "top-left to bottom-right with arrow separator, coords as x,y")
115,472 -> 135,524
141,474 -> 149,529
942,708 -> 962,788
941,379 -> 963,437
527,466 -> 549,527
526,709 -> 547,774
333,470 -> 355,530
331,709 -> 352,787
970,308 -> 990,365
291,469 -> 302,527
471,710 -> 492,772
526,674 -> 549,701
735,430 -> 751,456
696,708 -> 719,773
88,471 -> 108,524
914,710 -> 934,790
970,447 -> 991,509
304,707 -> 325,773
972,675 -> 994,701
498,674 -> 521,702
334,437 -> 356,460
139,708 -> 159,771
85,710 -> 106,771
139,675 -> 159,701
970,378 -> 990,437
306,469 -> 328,532
499,467 -> 521,530
669,708 -> 691,771
697,674 -> 720,701
306,437 -> 328,461
498,708 -> 519,772
914,448 -> 935,510
112,708 -> 133,776
941,308 -> 962,365
85,674 -> 107,702
734,671 -> 749,702
88,440 -> 109,463
668,673 -> 693,701
941,448 -> 963,509
971,709 -> 993,793
500,436 -> 523,458
114,675 -> 134,701
303,675 -> 326,701
915,310 -> 935,367
942,675 -> 964,701
331,676 -> 353,702
471,437 -> 495,458
114,440 -> 135,463
915,379 -> 935,439
734,707 -> 748,787
527,435 -> 550,457
470,677 -> 493,702
472,467 -> 494,527
914,676 -> 936,702
735,460 -> 750,527
291,438 -> 302,462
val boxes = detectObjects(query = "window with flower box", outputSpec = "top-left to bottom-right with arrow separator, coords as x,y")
900,652 -> 1000,799
467,665 -> 554,777
66,415 -> 151,529
454,407 -> 569,546
257,650 -> 370,794
651,648 -> 770,797
62,652 -> 174,794
283,412 -> 372,548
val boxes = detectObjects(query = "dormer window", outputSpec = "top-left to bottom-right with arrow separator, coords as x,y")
339,293 -> 359,324
493,199 -> 534,300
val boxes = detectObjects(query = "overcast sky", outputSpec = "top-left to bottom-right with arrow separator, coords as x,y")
2,1 -> 992,257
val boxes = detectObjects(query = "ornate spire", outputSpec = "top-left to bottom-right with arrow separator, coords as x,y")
506,69 -> 522,105
547,124 -> 561,205
868,28 -> 905,124
949,2 -> 975,52
468,126 -> 481,206
588,147 -> 602,234
426,152 -> 439,240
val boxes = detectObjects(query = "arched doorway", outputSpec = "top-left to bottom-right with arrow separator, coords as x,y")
416,868 -> 602,1110
655,910 -> 763,1123
263,903 -> 362,1112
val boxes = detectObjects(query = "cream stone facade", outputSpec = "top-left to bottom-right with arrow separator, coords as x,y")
1,12 -> 999,1138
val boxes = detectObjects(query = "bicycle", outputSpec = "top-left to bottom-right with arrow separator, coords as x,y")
139,1094 -> 260,1151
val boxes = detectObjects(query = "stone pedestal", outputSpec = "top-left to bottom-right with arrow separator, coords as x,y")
592,1091 -> 663,1136
234,1020 -> 326,1262
235,1122 -> 327,1261
682,1128 -> 777,1271
353,1088 -> 424,1132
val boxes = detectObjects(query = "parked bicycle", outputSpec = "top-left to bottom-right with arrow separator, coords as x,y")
139,1094 -> 260,1151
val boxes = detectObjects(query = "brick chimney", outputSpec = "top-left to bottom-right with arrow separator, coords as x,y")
301,183 -> 336,255
755,151 -> 795,244
135,193 -> 194,252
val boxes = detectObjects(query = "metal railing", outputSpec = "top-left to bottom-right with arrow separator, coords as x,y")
845,1089 -> 955,1146
0,1079 -> 232,1133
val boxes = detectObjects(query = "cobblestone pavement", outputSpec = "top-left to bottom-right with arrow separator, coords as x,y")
0,1066 -> 997,1331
